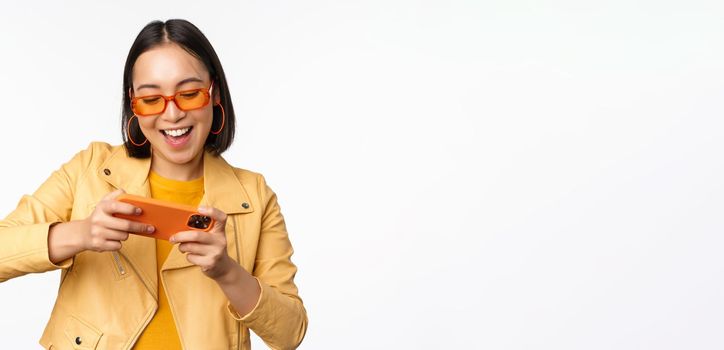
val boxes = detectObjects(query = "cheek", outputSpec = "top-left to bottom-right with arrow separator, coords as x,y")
137,118 -> 158,135
201,107 -> 215,124
194,109 -> 215,131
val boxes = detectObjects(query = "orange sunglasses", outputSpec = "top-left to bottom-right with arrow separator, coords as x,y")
130,82 -> 214,117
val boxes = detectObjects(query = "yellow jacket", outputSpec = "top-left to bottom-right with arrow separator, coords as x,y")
0,142 -> 307,350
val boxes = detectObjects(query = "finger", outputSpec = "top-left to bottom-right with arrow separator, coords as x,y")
185,253 -> 205,268
101,228 -> 130,242
104,216 -> 154,234
170,230 -> 211,244
197,205 -> 227,230
102,200 -> 141,216
101,240 -> 123,251
177,242 -> 210,255
198,205 -> 227,222
89,233 -> 124,251
184,254 -> 217,273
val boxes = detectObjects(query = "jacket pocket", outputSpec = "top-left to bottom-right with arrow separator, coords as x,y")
63,315 -> 103,349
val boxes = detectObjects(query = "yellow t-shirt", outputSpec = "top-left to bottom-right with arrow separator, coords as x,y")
133,171 -> 204,350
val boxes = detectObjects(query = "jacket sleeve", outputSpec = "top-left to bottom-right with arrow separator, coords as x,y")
226,174 -> 308,349
0,144 -> 93,282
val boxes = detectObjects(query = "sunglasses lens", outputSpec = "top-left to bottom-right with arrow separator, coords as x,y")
134,96 -> 165,116
176,90 -> 209,111
131,87 -> 210,116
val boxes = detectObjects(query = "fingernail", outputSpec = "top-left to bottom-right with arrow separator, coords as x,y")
147,226 -> 155,233
169,236 -> 175,243
135,208 -> 142,215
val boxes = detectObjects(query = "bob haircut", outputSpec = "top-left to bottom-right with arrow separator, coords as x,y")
121,19 -> 235,158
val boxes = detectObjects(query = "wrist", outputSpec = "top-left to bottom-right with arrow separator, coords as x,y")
48,221 -> 85,264
212,256 -> 241,285
75,219 -> 90,251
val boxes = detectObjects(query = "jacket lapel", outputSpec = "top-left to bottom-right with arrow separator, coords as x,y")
97,147 -> 157,297
161,149 -> 254,271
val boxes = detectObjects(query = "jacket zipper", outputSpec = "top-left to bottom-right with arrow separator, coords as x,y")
111,251 -> 126,275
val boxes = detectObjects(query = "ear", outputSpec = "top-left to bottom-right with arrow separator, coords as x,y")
212,81 -> 221,105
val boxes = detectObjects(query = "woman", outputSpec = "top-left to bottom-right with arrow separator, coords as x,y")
0,19 -> 307,349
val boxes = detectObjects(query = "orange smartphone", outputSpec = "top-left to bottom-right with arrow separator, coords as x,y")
113,194 -> 214,241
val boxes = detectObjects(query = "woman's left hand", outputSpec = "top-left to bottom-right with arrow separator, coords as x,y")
170,205 -> 234,280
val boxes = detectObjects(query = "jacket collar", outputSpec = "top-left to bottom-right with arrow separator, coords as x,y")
97,145 -> 254,215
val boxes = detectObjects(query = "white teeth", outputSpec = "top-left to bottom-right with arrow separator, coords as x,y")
164,127 -> 190,137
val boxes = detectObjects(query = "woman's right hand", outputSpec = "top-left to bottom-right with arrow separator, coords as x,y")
48,189 -> 155,264
81,189 -> 155,252
83,190 -> 154,252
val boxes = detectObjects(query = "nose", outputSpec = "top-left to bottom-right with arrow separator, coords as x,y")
160,99 -> 185,124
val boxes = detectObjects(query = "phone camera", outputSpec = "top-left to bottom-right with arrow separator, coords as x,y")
188,214 -> 212,229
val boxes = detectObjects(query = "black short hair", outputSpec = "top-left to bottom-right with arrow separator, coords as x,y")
121,19 -> 235,158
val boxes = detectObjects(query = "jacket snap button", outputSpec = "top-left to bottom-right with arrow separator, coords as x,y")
75,336 -> 82,345
242,202 -> 249,209
103,168 -> 111,176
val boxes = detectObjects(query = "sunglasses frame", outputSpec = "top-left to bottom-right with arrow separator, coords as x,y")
130,81 -> 215,117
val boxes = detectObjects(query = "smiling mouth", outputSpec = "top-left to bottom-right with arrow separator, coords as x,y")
161,126 -> 192,137
160,126 -> 193,145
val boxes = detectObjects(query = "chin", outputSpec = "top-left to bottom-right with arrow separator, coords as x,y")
151,141 -> 202,164
167,148 -> 202,165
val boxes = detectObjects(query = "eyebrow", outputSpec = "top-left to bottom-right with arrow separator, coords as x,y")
136,77 -> 205,91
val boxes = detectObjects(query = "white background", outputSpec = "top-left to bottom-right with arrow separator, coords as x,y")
1,1 -> 723,349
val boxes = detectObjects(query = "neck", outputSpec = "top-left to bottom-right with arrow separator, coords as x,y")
150,150 -> 204,181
